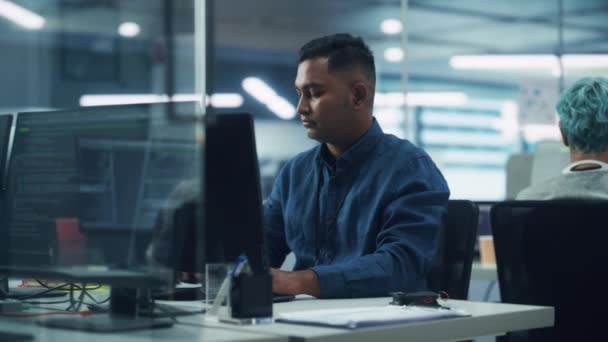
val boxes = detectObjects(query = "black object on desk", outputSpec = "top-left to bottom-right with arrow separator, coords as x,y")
272,294 -> 296,303
230,272 -> 273,318
389,291 -> 444,308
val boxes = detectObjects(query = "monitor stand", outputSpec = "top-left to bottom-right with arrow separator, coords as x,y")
38,287 -> 174,332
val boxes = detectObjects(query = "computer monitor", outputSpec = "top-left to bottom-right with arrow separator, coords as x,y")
0,114 -> 12,190
204,113 -> 267,273
0,102 -> 203,288
144,112 -> 268,304
0,114 -> 13,297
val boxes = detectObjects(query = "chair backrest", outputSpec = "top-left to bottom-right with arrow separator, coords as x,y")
491,200 -> 608,341
427,200 -> 479,300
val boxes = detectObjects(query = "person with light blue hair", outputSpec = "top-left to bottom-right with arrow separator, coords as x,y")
517,77 -> 608,199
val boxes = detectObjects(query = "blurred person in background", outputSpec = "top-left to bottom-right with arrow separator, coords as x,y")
518,77 -> 608,200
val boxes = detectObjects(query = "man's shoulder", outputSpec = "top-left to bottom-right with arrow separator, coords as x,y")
378,133 -> 431,165
516,174 -> 577,200
517,171 -> 608,200
280,145 -> 321,172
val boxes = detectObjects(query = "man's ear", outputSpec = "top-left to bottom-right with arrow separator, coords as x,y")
559,121 -> 569,147
351,82 -> 369,110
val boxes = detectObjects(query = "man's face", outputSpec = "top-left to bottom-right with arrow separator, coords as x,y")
294,57 -> 354,144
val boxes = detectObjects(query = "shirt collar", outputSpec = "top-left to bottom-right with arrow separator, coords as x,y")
562,159 -> 608,174
319,118 -> 383,172
319,144 -> 336,172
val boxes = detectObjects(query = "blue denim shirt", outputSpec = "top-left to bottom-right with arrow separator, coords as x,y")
264,119 -> 449,298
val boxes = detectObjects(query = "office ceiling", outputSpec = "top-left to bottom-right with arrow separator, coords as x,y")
212,0 -> 608,93
3,0 -> 608,96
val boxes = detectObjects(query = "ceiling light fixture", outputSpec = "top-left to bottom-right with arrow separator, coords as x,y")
118,22 -> 140,37
208,93 -> 244,108
384,47 -> 404,63
0,0 -> 45,30
242,77 -> 296,119
79,93 -> 242,108
450,54 -> 608,72
380,18 -> 402,35
80,94 -> 168,106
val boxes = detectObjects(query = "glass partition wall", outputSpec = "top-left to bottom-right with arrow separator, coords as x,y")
206,0 -> 608,201
2,0 -> 607,204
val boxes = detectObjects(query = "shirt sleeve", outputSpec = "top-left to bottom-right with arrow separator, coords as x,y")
263,165 -> 291,268
312,157 -> 450,298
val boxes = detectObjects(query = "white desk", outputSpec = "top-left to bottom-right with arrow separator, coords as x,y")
180,296 -> 554,342
0,317 -> 287,342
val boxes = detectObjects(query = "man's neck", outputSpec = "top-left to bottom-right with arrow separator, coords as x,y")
570,150 -> 608,166
325,117 -> 373,158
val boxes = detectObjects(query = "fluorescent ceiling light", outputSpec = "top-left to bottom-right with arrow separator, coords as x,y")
242,77 -> 296,119
118,22 -> 140,37
208,93 -> 243,108
450,55 -> 558,70
450,54 -> 608,73
80,93 -> 241,108
80,94 -> 168,106
384,47 -> 404,63
267,97 -> 297,120
380,18 -> 402,35
0,0 -> 45,30
561,54 -> 608,68
375,92 -> 468,107
242,77 -> 277,103
172,94 -> 203,102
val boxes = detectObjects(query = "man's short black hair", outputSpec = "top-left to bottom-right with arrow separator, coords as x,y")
298,33 -> 376,85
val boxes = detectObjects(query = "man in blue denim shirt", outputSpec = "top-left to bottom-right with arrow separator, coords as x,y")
265,33 -> 449,298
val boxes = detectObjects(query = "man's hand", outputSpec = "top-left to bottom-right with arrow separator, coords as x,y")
271,268 -> 321,297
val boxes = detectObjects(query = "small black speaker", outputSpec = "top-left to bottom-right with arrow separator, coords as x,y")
230,272 -> 273,319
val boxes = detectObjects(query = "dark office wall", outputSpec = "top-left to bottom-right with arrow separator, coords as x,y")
0,37 -> 52,110
48,34 -> 155,108
0,34 -> 157,111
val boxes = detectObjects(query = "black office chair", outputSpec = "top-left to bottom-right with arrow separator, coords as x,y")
427,200 -> 479,300
491,200 -> 608,342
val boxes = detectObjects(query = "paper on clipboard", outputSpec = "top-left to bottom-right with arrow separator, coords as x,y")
275,305 -> 469,329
